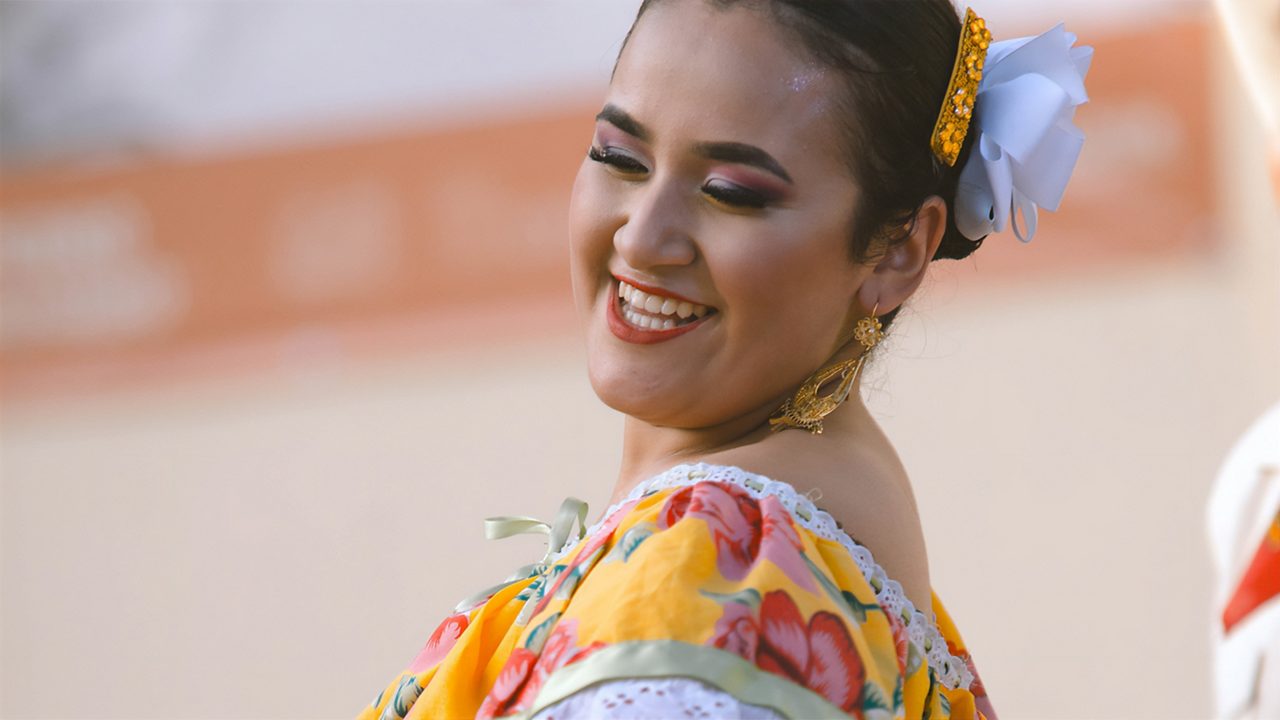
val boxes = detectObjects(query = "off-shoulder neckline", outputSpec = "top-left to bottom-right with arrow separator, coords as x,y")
546,461 -> 974,691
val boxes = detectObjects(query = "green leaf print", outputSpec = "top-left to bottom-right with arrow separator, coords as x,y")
698,587 -> 762,611
554,545 -> 604,600
380,675 -> 422,720
862,680 -> 890,713
921,675 -> 938,720
515,575 -> 544,602
841,589 -> 884,625
800,554 -> 882,626
523,611 -> 561,654
602,522 -> 656,564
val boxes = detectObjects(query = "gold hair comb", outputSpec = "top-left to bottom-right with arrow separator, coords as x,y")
930,8 -> 993,166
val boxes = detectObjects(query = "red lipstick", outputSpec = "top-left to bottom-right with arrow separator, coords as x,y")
612,275 -> 702,305
606,282 -> 713,345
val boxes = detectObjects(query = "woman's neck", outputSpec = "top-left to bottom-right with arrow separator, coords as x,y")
609,374 -> 873,506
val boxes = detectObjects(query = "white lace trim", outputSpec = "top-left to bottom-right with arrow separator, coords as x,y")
531,678 -> 784,719
547,462 -> 974,691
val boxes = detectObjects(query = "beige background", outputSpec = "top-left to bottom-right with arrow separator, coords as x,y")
3,2 -> 1278,718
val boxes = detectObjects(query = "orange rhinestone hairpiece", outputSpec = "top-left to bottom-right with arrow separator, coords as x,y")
930,8 -> 993,166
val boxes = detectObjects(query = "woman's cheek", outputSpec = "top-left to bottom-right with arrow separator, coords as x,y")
569,172 -> 619,256
568,172 -> 612,294
719,235 -> 842,348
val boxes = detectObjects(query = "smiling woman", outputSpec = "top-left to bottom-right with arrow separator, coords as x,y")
359,1 -> 1089,718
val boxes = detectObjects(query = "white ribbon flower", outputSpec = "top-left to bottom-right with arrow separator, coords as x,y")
954,24 -> 1093,242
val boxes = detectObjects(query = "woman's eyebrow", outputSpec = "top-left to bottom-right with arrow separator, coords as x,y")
693,141 -> 793,185
595,103 -> 793,185
595,104 -> 649,141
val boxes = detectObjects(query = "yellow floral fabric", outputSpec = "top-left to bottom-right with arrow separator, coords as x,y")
359,464 -> 994,720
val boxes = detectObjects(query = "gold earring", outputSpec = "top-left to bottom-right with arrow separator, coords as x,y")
768,304 -> 884,435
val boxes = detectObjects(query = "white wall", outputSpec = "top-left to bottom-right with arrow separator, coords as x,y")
6,221 -> 1275,719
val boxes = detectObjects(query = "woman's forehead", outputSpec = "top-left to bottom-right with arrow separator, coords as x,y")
609,0 -> 840,157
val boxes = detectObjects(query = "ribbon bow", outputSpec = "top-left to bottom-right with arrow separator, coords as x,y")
954,23 -> 1093,243
452,496 -> 589,613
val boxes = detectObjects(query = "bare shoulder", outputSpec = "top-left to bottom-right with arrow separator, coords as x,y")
701,424 -> 933,613
814,443 -> 932,615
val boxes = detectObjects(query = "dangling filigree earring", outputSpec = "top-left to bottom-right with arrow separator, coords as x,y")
769,304 -> 884,435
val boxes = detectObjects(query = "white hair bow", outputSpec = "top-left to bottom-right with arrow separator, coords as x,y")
954,24 -> 1094,243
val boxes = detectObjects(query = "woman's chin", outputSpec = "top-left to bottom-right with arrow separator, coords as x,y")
587,365 -> 695,427
588,366 -> 762,432
588,369 -> 665,420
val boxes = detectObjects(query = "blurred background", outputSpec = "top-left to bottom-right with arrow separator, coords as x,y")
1,1 -> 1277,718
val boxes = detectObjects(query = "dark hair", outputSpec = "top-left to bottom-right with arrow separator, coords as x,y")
621,0 -> 989,328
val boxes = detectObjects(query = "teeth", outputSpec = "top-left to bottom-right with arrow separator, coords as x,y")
617,280 -> 710,319
623,306 -> 683,332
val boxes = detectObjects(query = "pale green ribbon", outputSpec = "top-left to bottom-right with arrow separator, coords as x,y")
452,496 -> 589,613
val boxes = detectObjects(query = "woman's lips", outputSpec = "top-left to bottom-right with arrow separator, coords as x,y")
606,278 -> 715,344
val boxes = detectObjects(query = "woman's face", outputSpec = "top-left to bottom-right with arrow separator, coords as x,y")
569,0 -> 874,429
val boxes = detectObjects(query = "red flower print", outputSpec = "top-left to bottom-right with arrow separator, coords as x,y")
476,647 -> 537,720
762,498 -> 805,553
886,611 -> 909,675
514,618 -> 606,708
803,612 -> 864,712
659,482 -> 815,591
478,618 -> 607,718
659,485 -> 693,527
706,590 -> 865,714
407,613 -> 469,673
708,599 -> 760,660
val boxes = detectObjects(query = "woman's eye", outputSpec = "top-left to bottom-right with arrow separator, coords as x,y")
587,146 -> 648,175
702,180 -> 769,210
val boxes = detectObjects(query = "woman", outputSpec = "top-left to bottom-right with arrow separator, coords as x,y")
360,1 -> 1089,718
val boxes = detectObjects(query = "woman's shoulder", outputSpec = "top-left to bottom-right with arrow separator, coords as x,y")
357,461 -> 987,720
697,432 -> 932,614
529,461 -> 980,712
627,460 -> 931,636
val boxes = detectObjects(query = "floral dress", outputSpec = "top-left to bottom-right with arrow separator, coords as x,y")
358,463 -> 996,720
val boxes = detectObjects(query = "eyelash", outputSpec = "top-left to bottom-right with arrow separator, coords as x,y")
587,145 -> 770,211
587,145 -> 648,174
702,181 -> 769,210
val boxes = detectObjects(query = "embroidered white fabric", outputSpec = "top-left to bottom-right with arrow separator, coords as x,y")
546,462 -> 974,691
530,678 -> 784,719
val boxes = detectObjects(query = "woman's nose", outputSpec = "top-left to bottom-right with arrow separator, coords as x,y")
612,180 -> 697,270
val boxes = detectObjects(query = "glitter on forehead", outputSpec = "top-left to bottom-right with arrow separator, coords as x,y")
787,66 -> 826,93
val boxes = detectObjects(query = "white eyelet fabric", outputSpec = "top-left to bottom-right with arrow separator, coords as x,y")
546,462 -> 974,691
531,677 -> 784,719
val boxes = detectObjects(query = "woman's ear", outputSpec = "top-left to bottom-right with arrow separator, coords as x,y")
857,196 -> 947,312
